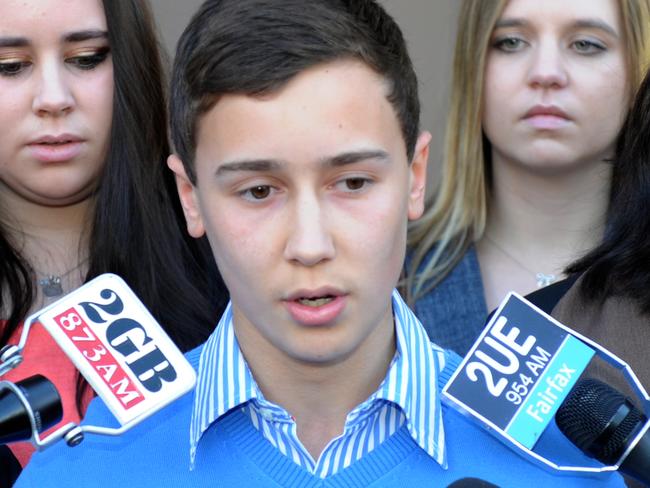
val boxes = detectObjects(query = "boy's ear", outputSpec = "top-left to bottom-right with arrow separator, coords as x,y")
167,154 -> 206,238
407,131 -> 430,221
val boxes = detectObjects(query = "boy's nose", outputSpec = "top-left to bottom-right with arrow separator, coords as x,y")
283,194 -> 335,266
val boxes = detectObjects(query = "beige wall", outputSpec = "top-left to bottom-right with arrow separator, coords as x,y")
380,1 -> 459,190
152,0 -> 460,193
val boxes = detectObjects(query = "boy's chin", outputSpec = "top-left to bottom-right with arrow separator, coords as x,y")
283,341 -> 361,367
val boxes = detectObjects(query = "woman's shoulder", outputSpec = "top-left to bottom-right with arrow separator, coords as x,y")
550,275 -> 650,399
411,245 -> 483,296
412,245 -> 489,355
524,275 -> 579,315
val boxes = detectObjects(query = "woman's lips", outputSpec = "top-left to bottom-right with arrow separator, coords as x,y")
523,106 -> 571,130
284,294 -> 347,326
524,114 -> 571,130
28,141 -> 84,163
27,134 -> 85,163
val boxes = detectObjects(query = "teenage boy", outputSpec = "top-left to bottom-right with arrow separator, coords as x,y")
17,1 -> 624,486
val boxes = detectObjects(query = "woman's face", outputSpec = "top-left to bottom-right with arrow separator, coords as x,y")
482,0 -> 628,174
0,0 -> 113,207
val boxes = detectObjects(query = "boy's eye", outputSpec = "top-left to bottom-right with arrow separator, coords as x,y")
0,61 -> 29,77
250,185 -> 271,199
344,178 -> 367,191
241,185 -> 273,201
335,177 -> 372,193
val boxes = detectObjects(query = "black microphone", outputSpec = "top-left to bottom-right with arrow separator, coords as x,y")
0,375 -> 62,445
556,378 -> 650,486
1,445 -> 21,488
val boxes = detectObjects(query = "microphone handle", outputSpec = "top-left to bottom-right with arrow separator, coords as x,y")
1,444 -> 22,487
621,430 -> 650,486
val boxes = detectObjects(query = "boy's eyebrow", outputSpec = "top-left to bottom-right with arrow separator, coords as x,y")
0,30 -> 108,49
323,149 -> 390,167
494,18 -> 619,38
215,150 -> 390,176
216,159 -> 282,175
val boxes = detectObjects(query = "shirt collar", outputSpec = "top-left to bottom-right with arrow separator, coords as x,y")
189,291 -> 448,468
379,290 -> 448,467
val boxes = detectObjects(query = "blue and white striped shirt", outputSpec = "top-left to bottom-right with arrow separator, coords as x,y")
190,290 -> 448,477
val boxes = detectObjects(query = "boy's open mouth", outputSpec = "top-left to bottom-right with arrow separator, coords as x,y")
284,292 -> 346,325
297,296 -> 335,307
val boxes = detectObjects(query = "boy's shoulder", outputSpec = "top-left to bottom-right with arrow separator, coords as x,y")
185,342 -> 205,370
436,343 -> 623,487
17,389 -> 195,487
17,342 -> 624,487
440,400 -> 624,486
16,345 -> 207,487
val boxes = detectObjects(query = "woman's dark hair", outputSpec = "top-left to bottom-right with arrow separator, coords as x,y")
0,0 -> 228,411
568,69 -> 650,312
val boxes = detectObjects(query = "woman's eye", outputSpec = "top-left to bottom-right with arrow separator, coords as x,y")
0,61 -> 29,77
572,39 -> 606,55
67,49 -> 110,70
493,36 -> 526,52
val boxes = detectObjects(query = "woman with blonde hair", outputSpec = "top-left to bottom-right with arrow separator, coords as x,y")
405,0 -> 650,354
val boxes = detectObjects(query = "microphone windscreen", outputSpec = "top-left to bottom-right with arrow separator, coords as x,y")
446,478 -> 500,487
556,378 -> 645,465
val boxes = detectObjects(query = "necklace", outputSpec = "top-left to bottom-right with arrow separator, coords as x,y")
38,275 -> 65,297
33,259 -> 87,299
483,234 -> 557,288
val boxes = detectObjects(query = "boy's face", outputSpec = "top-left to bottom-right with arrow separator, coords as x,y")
170,59 -> 429,368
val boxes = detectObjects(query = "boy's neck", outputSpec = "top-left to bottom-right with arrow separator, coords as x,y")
234,308 -> 397,460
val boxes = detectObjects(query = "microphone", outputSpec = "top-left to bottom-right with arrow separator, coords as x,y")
0,375 -> 62,444
1,444 -> 21,488
0,273 -> 197,450
446,478 -> 500,487
556,378 -> 650,486
443,292 -> 650,478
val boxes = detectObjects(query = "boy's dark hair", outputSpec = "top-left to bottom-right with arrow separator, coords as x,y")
170,0 -> 420,183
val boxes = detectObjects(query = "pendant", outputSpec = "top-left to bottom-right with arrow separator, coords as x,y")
535,272 -> 556,288
39,275 -> 63,297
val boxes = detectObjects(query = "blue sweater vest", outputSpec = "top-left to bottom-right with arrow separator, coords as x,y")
17,349 -> 625,487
